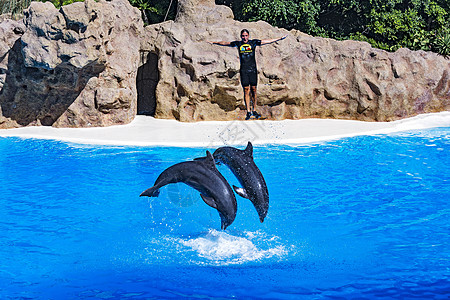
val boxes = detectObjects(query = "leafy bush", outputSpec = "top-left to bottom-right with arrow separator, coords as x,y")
0,0 -> 31,15
128,0 -> 177,25
219,0 -> 449,57
432,29 -> 450,57
240,0 -> 322,35
48,0 -> 85,8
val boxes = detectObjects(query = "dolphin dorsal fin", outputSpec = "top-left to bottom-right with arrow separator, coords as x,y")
203,151 -> 216,170
244,141 -> 253,159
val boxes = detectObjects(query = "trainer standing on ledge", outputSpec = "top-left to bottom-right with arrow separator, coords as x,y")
209,29 -> 287,120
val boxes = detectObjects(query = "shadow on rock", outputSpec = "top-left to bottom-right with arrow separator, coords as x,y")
0,39 -> 105,127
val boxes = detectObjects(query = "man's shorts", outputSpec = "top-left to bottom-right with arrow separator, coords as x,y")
240,70 -> 258,87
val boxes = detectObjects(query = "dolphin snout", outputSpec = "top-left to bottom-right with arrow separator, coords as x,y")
221,218 -> 232,230
219,212 -> 234,230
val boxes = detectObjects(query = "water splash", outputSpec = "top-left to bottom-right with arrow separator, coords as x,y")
176,230 -> 288,266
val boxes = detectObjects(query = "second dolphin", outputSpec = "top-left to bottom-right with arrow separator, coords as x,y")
208,141 -> 269,222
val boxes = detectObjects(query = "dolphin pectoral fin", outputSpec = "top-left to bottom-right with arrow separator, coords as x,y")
200,194 -> 217,209
140,187 -> 160,197
233,185 -> 249,199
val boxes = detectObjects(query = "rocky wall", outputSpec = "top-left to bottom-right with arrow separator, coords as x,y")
141,0 -> 449,122
0,0 -> 142,128
0,0 -> 449,128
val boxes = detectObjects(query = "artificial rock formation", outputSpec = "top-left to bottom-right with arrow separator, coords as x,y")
142,0 -> 450,122
0,0 -> 142,128
0,0 -> 449,128
0,18 -> 25,93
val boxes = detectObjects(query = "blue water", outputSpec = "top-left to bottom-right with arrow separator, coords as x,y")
1,127 -> 449,299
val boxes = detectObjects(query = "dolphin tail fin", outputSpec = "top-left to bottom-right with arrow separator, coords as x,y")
200,194 -> 217,209
233,185 -> 249,199
140,186 -> 160,197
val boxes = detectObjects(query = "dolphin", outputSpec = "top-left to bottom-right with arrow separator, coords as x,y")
140,151 -> 237,230
212,141 -> 269,223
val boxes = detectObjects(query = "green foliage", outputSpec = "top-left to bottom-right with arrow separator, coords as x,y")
218,0 -> 449,56
432,28 -> 450,57
47,0 -> 84,8
239,0 -> 321,34
0,0 -> 175,24
317,0 -> 369,38
0,0 -> 31,15
128,0 -> 177,25
369,8 -> 426,50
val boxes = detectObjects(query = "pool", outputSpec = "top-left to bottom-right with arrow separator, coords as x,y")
1,127 -> 449,299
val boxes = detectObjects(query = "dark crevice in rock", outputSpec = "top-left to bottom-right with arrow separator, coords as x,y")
137,51 -> 159,116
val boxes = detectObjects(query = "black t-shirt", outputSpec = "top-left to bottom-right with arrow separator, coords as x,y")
230,39 -> 261,72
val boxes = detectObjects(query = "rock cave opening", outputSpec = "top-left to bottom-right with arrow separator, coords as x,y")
137,51 -> 159,116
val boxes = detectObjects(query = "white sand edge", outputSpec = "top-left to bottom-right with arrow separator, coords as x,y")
0,111 -> 449,147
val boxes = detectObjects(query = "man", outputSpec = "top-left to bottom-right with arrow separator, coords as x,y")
209,29 -> 287,120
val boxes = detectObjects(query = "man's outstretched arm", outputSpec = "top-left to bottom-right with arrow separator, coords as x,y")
260,35 -> 287,45
208,41 -> 233,46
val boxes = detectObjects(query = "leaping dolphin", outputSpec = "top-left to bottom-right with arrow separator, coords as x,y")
212,141 -> 269,223
140,151 -> 237,230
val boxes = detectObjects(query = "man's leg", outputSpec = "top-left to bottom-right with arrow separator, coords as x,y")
244,86 -> 251,111
250,85 -> 261,118
243,86 -> 252,119
248,71 -> 261,119
241,71 -> 255,120
250,86 -> 257,111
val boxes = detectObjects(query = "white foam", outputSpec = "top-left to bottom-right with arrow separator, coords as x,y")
0,111 -> 449,146
177,229 -> 287,265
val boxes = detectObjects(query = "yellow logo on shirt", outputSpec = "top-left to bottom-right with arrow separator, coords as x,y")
239,44 -> 253,54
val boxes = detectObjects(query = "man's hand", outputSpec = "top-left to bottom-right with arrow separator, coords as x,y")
208,41 -> 232,46
261,35 -> 288,45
